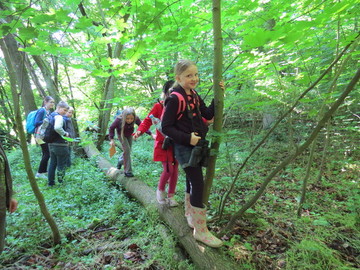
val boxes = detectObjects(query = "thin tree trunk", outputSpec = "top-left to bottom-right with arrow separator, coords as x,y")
203,0 -> 224,205
297,140 -> 316,217
0,37 -> 61,245
316,122 -> 331,183
221,68 -> 360,235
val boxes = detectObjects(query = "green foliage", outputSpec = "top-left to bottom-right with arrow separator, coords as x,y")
0,145 -> 193,269
286,239 -> 350,270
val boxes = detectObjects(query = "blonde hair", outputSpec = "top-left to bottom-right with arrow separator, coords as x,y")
173,59 -> 196,88
120,108 -> 136,139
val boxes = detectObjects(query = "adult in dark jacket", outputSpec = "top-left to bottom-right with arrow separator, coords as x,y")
0,141 -> 18,254
47,101 -> 70,186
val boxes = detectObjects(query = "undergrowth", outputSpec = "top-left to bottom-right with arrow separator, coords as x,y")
0,123 -> 359,269
0,142 -> 193,270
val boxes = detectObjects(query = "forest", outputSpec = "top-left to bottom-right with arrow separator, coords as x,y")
0,0 -> 359,269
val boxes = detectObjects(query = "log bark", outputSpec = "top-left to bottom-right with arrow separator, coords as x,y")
83,143 -> 236,270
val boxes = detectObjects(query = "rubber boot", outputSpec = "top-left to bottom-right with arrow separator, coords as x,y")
184,193 -> 194,228
191,206 -> 222,248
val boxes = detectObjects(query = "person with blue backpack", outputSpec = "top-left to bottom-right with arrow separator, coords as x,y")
47,101 -> 70,186
33,96 -> 55,179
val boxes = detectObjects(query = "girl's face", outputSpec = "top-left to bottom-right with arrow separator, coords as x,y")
66,110 -> 74,118
125,114 -> 135,124
45,99 -> 55,109
176,65 -> 199,92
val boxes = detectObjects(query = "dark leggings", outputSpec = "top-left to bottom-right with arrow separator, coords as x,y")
184,166 -> 204,208
38,143 -> 50,173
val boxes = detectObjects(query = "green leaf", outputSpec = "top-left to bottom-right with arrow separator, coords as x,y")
242,28 -> 272,49
32,14 -> 56,24
0,25 -> 13,36
75,17 -> 93,30
313,218 -> 330,226
91,69 -> 111,77
18,27 -> 39,40
19,46 -> 44,55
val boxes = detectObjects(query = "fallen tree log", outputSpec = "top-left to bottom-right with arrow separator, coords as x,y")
83,143 -> 236,270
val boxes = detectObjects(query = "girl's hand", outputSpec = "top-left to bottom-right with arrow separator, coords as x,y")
219,80 -> 225,90
190,132 -> 201,146
151,134 -> 156,140
110,139 -> 115,147
9,198 -> 18,213
133,131 -> 142,140
206,117 -> 214,126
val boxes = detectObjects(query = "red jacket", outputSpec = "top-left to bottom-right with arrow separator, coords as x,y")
137,102 -> 175,163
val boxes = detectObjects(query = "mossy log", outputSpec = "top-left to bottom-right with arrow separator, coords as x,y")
83,143 -> 237,270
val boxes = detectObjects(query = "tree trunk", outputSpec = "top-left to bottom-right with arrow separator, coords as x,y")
31,55 -> 60,102
2,34 -> 37,115
0,37 -> 61,245
24,54 -> 47,98
0,83 -> 17,136
83,143 -> 237,270
203,0 -> 224,205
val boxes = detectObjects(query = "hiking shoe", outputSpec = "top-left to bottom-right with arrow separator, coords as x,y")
36,172 -> 47,179
168,197 -> 179,207
124,172 -> 134,177
116,162 -> 122,170
156,189 -> 167,204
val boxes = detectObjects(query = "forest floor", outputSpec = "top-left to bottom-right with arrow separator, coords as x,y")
0,133 -> 359,269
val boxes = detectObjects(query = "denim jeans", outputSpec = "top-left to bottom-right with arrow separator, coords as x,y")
48,143 -> 69,186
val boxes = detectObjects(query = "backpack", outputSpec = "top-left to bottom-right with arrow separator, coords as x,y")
166,89 -> 200,120
26,110 -> 39,134
35,115 -> 51,141
36,113 -> 59,143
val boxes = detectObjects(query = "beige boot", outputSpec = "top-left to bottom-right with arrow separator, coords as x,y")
184,193 -> 194,228
191,206 -> 222,248
167,193 -> 179,207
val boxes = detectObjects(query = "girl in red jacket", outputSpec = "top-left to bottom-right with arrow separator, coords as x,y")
133,81 -> 179,207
